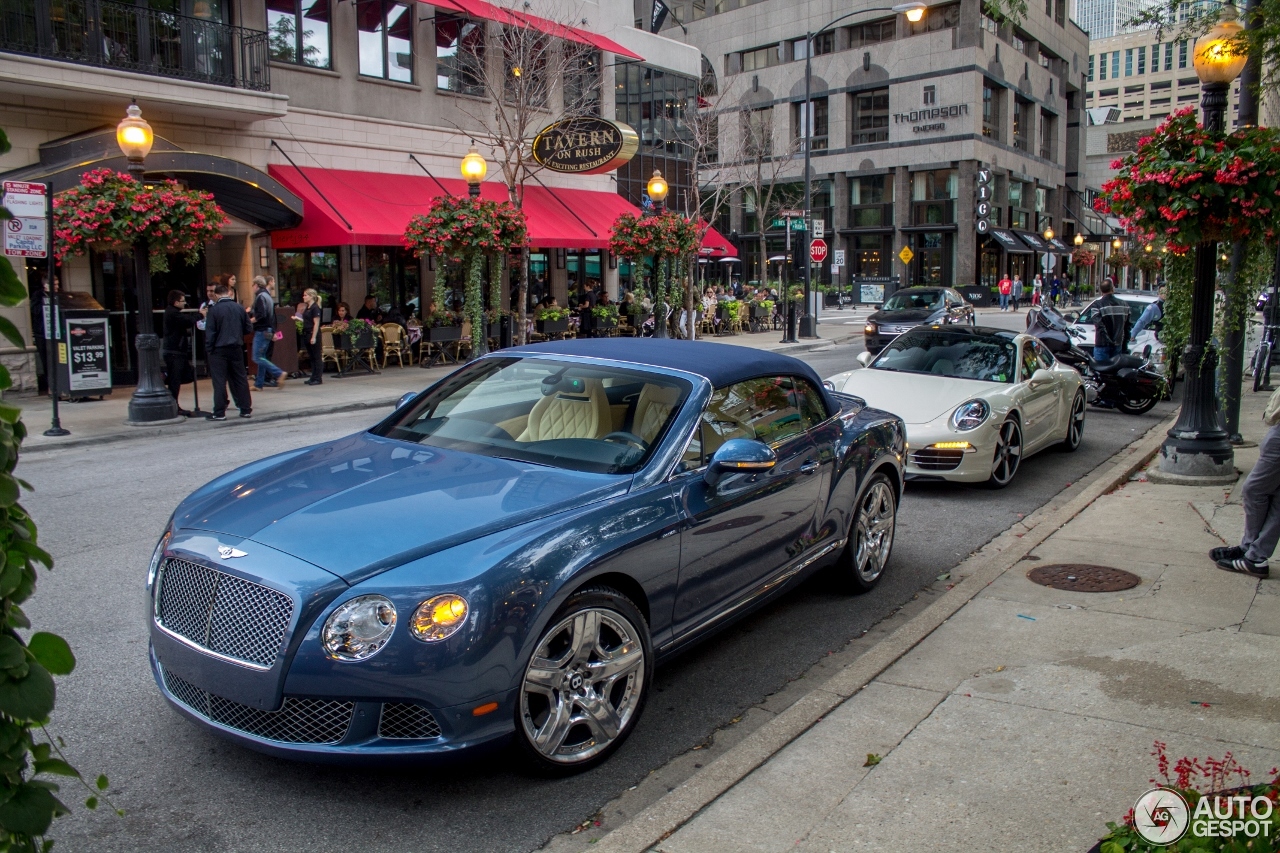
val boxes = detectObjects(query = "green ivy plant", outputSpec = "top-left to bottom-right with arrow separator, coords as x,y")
0,128 -> 116,851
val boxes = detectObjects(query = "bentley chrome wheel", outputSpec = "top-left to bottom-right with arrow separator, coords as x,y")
519,600 -> 647,767
844,474 -> 896,593
988,418 -> 1022,488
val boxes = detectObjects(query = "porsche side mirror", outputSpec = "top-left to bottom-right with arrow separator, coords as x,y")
1029,368 -> 1054,387
856,351 -> 874,367
705,438 -> 777,488
396,391 -> 417,409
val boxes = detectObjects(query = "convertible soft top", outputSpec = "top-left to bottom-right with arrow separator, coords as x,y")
507,338 -> 838,411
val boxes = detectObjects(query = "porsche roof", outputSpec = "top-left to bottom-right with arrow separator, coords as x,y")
507,338 -> 831,395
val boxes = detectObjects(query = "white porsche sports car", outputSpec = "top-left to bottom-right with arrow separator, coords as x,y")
826,325 -> 1086,487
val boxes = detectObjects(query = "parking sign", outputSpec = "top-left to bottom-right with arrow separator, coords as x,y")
2,181 -> 48,259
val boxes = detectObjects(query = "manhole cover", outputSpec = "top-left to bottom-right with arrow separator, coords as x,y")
1026,564 -> 1141,592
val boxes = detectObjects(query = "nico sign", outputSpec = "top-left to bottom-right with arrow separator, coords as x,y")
533,118 -> 639,175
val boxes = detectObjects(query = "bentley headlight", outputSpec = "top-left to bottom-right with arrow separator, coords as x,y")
410,594 -> 469,642
147,529 -> 171,593
322,595 -> 397,661
951,399 -> 991,431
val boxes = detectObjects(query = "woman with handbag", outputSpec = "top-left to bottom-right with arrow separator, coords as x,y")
162,289 -> 198,417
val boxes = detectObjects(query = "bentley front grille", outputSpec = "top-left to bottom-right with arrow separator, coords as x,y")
162,669 -> 354,745
155,558 -> 294,668
378,703 -> 443,740
910,447 -> 966,471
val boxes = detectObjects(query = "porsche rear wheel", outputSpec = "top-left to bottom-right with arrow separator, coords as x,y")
1060,391 -> 1086,452
987,418 -> 1022,488
516,587 -> 651,772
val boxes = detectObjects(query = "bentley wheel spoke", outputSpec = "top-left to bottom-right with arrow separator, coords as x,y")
570,611 -> 602,664
533,696 -> 574,754
588,643 -> 643,683
582,697 -> 623,742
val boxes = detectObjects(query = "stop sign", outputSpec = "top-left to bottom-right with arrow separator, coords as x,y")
809,238 -> 828,264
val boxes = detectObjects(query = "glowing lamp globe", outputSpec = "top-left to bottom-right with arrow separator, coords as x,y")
892,2 -> 926,22
116,102 -> 154,163
461,146 -> 487,185
647,170 -> 668,204
1194,7 -> 1247,85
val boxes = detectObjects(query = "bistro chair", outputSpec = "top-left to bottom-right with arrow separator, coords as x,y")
320,327 -> 345,373
380,323 -> 410,368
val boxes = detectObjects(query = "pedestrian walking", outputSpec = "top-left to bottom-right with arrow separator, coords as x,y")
1211,386 -> 1280,578
1032,274 -> 1043,307
998,274 -> 1012,311
1091,278 -> 1130,362
1049,278 -> 1060,306
303,288 -> 324,385
204,281 -> 253,420
161,290 -> 197,417
249,276 -> 285,391
1011,275 -> 1024,311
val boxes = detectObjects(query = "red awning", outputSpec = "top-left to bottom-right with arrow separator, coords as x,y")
429,0 -> 643,61
267,165 -> 640,250
700,225 -> 738,258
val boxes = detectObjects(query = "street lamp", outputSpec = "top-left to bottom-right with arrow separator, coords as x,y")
1043,226 -> 1055,241
1157,2 -> 1247,482
800,1 -> 925,337
114,102 -> 177,424
461,144 -> 487,199
646,169 -> 668,214
1112,237 -> 1122,249
1074,233 -> 1085,246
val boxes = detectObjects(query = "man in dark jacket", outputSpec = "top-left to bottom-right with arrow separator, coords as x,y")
1092,279 -> 1130,362
204,282 -> 252,420
249,275 -> 284,390
162,290 -> 197,417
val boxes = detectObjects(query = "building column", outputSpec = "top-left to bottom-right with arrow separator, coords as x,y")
893,165 -> 911,288
956,160 -> 978,285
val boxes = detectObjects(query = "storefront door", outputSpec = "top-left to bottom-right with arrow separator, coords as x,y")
910,232 -> 953,286
366,246 -> 421,320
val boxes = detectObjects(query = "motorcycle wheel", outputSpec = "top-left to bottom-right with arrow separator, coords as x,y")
1116,392 -> 1159,415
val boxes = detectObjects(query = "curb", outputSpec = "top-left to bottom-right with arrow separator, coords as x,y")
20,396 -> 404,454
585,410 -> 1182,853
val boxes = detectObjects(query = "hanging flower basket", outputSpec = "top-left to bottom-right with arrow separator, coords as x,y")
1071,248 -> 1097,267
53,168 -> 227,273
1094,108 -> 1280,252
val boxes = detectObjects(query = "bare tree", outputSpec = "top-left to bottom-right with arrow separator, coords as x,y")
735,105 -> 804,296
438,1 -> 605,342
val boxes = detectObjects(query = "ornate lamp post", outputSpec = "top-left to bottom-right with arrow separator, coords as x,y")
1156,4 -> 1247,482
646,170 -> 668,215
117,103 -> 179,424
801,2 -> 924,338
461,144 -> 487,199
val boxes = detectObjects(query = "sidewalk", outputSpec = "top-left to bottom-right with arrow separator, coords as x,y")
16,326 -> 858,452
586,391 -> 1280,852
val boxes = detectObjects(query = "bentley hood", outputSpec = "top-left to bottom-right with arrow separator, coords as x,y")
833,368 -> 1003,425
174,432 -> 625,581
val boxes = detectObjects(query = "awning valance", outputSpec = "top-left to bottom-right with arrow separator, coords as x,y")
986,229 -> 1030,254
429,0 -> 644,61
1017,231 -> 1050,252
267,165 -> 640,250
1047,237 -> 1070,252
700,225 -> 738,258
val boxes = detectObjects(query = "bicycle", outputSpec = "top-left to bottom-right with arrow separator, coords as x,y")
1252,318 -> 1279,392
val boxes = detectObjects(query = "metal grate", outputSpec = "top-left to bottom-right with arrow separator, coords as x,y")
911,448 -> 965,471
379,703 -> 442,740
162,669 -> 354,745
156,558 -> 294,668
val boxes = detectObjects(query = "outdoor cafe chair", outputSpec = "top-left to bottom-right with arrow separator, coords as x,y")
380,323 -> 410,368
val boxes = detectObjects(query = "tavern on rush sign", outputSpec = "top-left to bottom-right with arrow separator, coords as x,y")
532,118 -> 639,174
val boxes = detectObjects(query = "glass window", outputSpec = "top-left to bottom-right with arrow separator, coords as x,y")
563,48 -> 601,115
794,97 -> 828,151
267,0 -> 330,68
277,250 -> 339,321
911,169 -> 956,200
742,106 -> 773,156
436,14 -> 484,95
871,328 -> 1016,382
740,43 -> 780,72
1178,40 -> 1188,68
1088,54 -> 1094,81
1020,342 -> 1039,381
704,376 -> 812,448
1164,42 -> 1174,71
1013,98 -> 1033,151
1111,51 -> 1120,77
850,88 -> 889,144
849,173 -> 891,205
909,2 -> 959,34
359,0 -> 413,82
848,18 -> 895,47
982,84 -> 1002,140
1137,45 -> 1146,74
373,357 -> 691,474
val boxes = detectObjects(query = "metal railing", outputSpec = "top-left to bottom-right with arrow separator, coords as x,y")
0,0 -> 270,91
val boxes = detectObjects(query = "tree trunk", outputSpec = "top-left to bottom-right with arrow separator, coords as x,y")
518,251 -> 529,346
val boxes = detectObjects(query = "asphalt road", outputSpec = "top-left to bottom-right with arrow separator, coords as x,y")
20,326 -> 1176,853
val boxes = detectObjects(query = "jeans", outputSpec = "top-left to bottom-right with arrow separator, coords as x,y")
1093,345 -> 1121,362
1242,423 -> 1280,563
252,330 -> 283,388
999,294 -> 1009,310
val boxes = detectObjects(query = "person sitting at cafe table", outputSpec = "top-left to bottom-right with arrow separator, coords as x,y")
357,294 -> 384,324
333,302 -> 353,324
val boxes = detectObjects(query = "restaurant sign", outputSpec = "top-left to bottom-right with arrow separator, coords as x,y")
533,118 -> 639,174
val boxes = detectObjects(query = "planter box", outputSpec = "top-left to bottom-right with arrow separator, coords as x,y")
584,315 -> 618,331
750,305 -> 771,319
536,317 -> 569,335
338,330 -> 376,350
422,324 -> 462,342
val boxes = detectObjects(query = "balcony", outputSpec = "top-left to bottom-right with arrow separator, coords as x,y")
0,0 -> 270,91
848,203 -> 893,229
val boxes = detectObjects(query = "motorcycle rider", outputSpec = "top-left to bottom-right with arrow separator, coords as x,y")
1092,279 -> 1130,362
1131,286 -> 1165,338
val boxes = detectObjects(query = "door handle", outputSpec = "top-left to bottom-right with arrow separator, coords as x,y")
800,460 -> 820,475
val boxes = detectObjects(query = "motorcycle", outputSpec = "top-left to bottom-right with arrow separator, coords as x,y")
1027,305 -> 1165,415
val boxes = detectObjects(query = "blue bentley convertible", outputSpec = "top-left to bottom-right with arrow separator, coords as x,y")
147,339 -> 905,770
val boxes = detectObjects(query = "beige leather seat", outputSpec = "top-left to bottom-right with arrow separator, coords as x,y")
633,383 -> 682,444
517,379 -> 610,442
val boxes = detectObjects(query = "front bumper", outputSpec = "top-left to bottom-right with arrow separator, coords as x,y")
151,645 -> 514,763
903,428 -> 998,484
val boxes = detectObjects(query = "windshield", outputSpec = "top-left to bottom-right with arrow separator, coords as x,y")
871,329 -> 1017,383
370,357 -> 692,475
882,291 -> 943,312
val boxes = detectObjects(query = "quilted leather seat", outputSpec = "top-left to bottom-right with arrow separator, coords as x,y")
518,379 -> 610,441
633,384 -> 682,444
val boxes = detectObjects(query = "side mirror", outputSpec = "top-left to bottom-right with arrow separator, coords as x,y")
704,438 -> 777,488
396,391 -> 417,409
856,351 -> 873,367
1029,368 -> 1054,387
